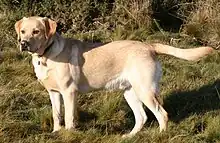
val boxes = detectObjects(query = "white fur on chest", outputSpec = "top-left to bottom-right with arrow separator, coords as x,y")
32,56 -> 49,81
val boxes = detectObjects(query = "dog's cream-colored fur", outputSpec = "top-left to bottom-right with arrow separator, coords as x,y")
15,16 -> 213,137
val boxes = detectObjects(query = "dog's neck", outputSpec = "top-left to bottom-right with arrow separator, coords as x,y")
31,39 -> 53,66
40,40 -> 54,56
31,33 -> 64,66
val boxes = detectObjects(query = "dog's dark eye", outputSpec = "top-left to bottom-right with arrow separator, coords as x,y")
21,30 -> 25,34
33,30 -> 40,35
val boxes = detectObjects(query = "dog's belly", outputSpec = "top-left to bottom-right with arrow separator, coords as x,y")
78,74 -> 131,93
104,76 -> 131,91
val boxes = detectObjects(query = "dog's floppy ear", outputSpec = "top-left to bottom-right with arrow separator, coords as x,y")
15,18 -> 24,42
42,17 -> 57,39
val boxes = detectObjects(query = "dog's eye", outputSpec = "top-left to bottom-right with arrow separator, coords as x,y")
21,30 -> 25,34
33,30 -> 40,35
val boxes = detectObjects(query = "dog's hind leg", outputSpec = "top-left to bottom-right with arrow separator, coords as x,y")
122,88 -> 147,138
128,61 -> 168,132
138,90 -> 168,132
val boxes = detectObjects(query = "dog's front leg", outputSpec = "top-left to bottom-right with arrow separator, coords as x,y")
61,87 -> 78,130
48,90 -> 62,132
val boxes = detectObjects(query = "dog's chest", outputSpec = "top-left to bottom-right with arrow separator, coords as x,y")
31,56 -> 61,91
32,57 -> 50,81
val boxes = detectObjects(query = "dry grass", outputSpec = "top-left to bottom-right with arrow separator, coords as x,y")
181,0 -> 220,47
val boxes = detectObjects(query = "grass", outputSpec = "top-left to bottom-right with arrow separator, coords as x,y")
181,0 -> 220,47
0,32 -> 219,143
0,0 -> 220,142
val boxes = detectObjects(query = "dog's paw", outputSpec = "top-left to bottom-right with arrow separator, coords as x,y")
65,126 -> 77,132
52,126 -> 62,133
122,133 -> 134,138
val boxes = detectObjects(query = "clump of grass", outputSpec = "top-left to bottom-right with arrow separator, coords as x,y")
202,116 -> 220,142
110,0 -> 152,31
181,0 -> 220,47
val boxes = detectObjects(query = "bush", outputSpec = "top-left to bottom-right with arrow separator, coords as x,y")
0,0 -> 152,43
0,0 -> 220,46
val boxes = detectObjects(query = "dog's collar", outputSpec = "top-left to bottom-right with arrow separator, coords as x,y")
32,41 -> 54,66
39,41 -> 54,57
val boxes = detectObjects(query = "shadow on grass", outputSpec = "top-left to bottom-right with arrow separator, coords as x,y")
163,79 -> 220,123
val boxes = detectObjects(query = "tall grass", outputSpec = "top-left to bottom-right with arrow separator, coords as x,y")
181,0 -> 220,47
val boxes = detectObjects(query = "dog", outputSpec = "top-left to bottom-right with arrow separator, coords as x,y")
15,16 -> 213,137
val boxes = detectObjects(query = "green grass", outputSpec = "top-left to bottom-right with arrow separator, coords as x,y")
0,33 -> 219,143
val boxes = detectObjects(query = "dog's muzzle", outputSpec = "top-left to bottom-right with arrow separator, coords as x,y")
20,40 -> 30,51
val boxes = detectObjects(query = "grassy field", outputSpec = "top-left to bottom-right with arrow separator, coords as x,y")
0,0 -> 220,143
0,33 -> 219,143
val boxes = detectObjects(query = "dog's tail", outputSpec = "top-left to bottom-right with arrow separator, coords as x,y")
152,43 -> 213,61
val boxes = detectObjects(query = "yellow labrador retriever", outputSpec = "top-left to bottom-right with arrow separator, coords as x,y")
15,16 -> 213,137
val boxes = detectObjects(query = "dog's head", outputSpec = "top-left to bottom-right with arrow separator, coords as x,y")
15,16 -> 57,55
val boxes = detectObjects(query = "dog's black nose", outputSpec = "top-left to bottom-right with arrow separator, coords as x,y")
20,40 -> 29,51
